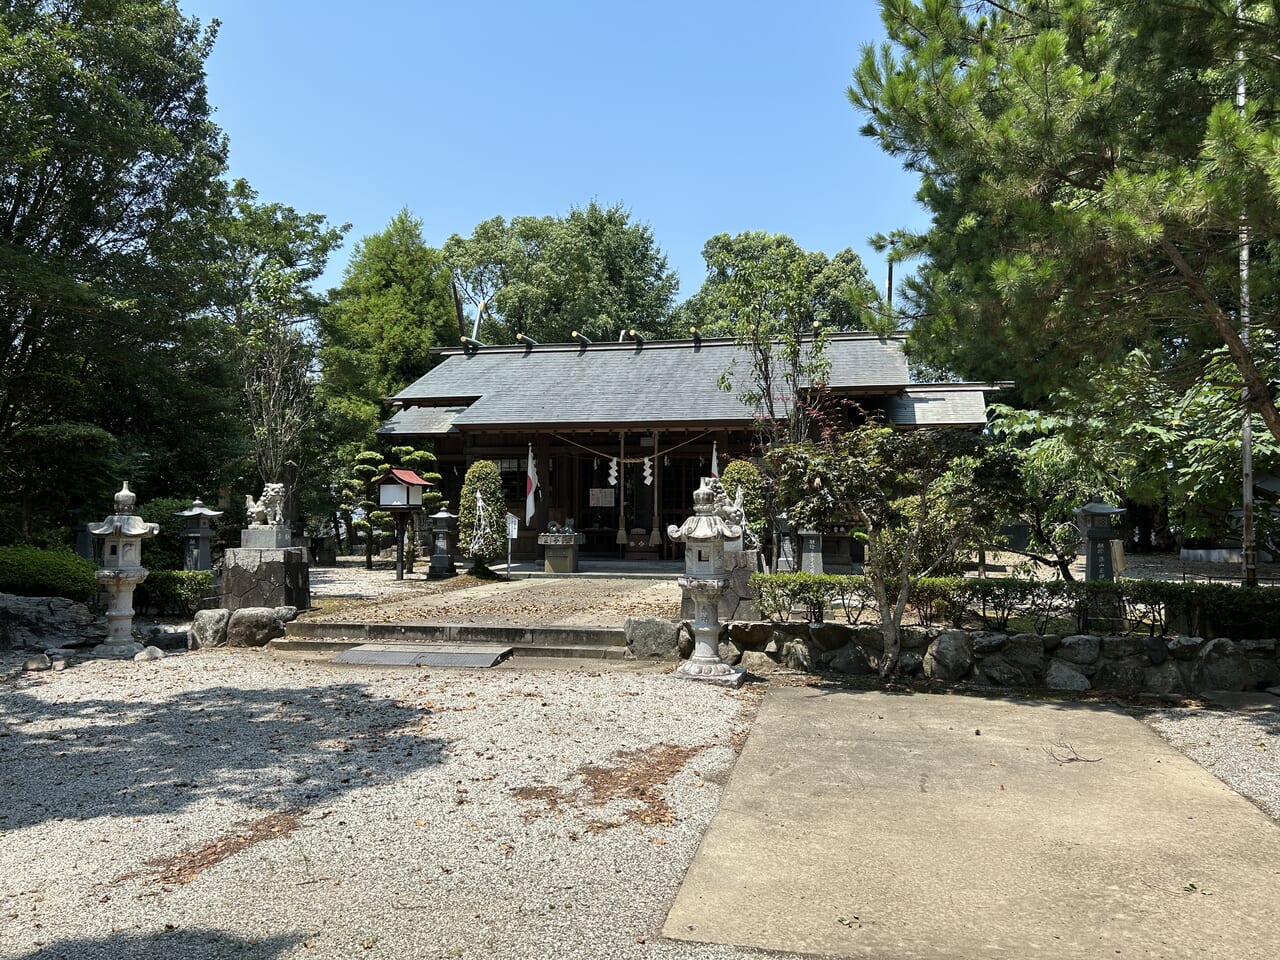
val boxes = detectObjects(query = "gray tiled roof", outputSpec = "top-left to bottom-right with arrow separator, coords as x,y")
376,405 -> 466,436
880,388 -> 989,426
391,334 -> 911,428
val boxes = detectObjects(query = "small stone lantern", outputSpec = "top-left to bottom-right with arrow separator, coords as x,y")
175,499 -> 223,571
376,468 -> 433,581
667,477 -> 746,688
1077,497 -> 1126,581
428,505 -> 458,579
88,482 -> 159,657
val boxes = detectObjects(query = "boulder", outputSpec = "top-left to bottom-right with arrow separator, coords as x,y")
1144,635 -> 1170,665
625,617 -> 680,659
724,621 -> 772,650
1101,635 -> 1144,659
23,653 -> 52,671
1166,636 -> 1204,661
717,641 -> 743,666
190,609 -> 230,650
900,626 -> 932,651
1247,657 -> 1280,688
1142,660 -> 1185,695
225,607 -> 287,648
898,650 -> 924,676
1004,634 -> 1046,671
1241,637 -> 1278,656
808,622 -> 852,652
1191,638 -> 1254,693
739,650 -> 780,676
976,654 -> 1033,687
1094,655 -> 1146,691
1057,634 -> 1101,666
828,644 -> 875,676
970,632 -> 1007,655
782,639 -> 816,672
273,605 -> 300,623
923,630 -> 973,681
134,645 -> 166,662
1040,634 -> 1062,654
0,594 -> 97,651
1045,659 -> 1091,691
851,626 -> 885,652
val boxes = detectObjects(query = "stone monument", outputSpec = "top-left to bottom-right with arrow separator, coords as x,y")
88,482 -> 159,658
538,521 -> 585,574
221,482 -> 310,611
668,477 -> 746,688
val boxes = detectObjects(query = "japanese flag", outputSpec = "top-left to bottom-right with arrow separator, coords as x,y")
526,444 -> 539,524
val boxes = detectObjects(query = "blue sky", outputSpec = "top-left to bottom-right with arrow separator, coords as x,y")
180,0 -> 929,303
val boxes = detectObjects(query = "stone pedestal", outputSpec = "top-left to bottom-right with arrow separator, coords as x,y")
241,524 -> 293,549
539,533 -> 584,573
92,567 -> 146,658
675,576 -> 745,688
221,547 -> 310,611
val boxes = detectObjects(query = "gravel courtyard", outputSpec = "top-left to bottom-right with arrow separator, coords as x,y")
0,651 -> 797,960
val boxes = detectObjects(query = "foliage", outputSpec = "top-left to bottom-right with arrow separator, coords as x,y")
137,498 -> 193,572
1,422 -> 117,545
682,232 -> 844,448
134,570 -> 214,616
319,209 -> 458,456
206,180 -> 347,491
850,0 -> 1280,443
0,0 -> 226,443
769,426 -> 1018,674
457,461 -> 506,573
719,460 -> 767,543
0,546 -> 97,602
444,201 -> 679,344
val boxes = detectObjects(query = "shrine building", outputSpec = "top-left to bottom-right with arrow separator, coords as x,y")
378,331 -> 997,564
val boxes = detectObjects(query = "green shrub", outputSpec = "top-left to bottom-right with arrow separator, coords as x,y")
832,574 -> 875,624
912,577 -> 966,628
458,461 -> 507,573
964,578 -> 1043,632
0,546 -> 97,602
748,572 -> 843,623
750,572 -> 793,621
134,570 -> 215,616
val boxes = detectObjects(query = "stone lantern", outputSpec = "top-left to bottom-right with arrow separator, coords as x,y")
1076,497 -> 1126,581
667,477 -> 746,688
428,505 -> 458,579
175,499 -> 223,571
376,468 -> 433,581
88,482 -> 159,657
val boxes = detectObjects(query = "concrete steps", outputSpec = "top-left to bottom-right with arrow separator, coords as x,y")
275,620 -> 628,661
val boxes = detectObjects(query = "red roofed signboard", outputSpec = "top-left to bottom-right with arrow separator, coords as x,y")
376,469 -> 433,508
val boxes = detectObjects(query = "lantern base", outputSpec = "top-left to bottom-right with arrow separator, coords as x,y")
675,656 -> 746,689
91,640 -> 144,659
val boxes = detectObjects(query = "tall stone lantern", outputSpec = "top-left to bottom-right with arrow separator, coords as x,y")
89,482 -> 159,657
175,499 -> 223,571
667,477 -> 746,688
428,505 -> 458,579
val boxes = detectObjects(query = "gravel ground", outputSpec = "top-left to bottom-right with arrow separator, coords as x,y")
0,650 -> 806,960
1143,704 -> 1280,822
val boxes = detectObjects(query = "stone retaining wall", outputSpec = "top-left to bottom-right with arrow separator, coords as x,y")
718,621 -> 1280,694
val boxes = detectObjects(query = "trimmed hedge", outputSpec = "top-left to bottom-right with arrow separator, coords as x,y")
747,572 -> 1280,637
0,546 -> 98,603
134,570 -> 215,616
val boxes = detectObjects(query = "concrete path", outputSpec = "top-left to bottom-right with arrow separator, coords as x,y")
664,686 -> 1280,959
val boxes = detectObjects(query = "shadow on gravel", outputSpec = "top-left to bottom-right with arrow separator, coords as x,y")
0,679 -> 443,830
16,928 -> 301,959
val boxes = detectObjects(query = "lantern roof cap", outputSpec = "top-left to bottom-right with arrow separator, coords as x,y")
175,498 -> 224,518
377,468 -> 433,487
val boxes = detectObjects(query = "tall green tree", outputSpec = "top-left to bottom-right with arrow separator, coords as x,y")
850,0 -> 1280,439
444,201 -> 679,344
206,180 -> 347,493
319,209 -> 458,452
0,0 -> 231,529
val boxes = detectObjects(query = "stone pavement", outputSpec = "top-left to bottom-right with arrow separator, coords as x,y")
664,686 -> 1280,959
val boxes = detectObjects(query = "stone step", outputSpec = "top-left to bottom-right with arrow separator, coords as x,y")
277,620 -> 628,661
